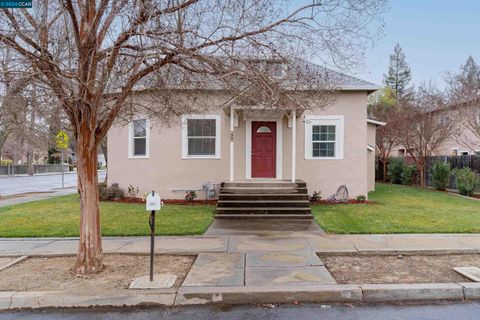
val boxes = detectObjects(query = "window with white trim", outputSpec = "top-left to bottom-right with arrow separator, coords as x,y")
304,116 -> 344,160
129,119 -> 149,157
182,114 -> 221,158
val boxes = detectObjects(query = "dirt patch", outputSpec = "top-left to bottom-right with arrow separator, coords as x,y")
320,254 -> 480,284
311,200 -> 376,205
0,254 -> 194,291
0,258 -> 14,267
104,198 -> 217,205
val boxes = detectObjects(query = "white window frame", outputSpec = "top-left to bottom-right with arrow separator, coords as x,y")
304,115 -> 344,160
451,148 -> 458,156
128,118 -> 149,158
182,114 -> 221,159
270,62 -> 287,79
460,150 -> 470,156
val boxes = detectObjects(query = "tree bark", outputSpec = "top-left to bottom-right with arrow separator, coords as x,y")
418,164 -> 425,187
73,124 -> 104,274
382,159 -> 387,182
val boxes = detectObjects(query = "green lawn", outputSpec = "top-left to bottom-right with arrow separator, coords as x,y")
313,183 -> 480,234
0,194 -> 215,237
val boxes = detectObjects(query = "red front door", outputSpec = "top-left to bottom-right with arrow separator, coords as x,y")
252,121 -> 276,178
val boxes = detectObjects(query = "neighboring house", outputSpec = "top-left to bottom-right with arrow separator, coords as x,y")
367,119 -> 386,190
107,58 -> 380,199
392,99 -> 480,157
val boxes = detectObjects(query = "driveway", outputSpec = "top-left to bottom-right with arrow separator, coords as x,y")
0,171 -> 107,197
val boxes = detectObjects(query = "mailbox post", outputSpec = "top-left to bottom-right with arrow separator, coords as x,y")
146,191 -> 162,282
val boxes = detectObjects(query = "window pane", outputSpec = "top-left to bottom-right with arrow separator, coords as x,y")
312,125 -> 320,141
133,119 -> 146,137
312,142 -> 335,158
188,137 -> 216,155
187,119 -> 216,137
320,125 -> 335,141
134,138 -> 146,156
256,126 -> 272,133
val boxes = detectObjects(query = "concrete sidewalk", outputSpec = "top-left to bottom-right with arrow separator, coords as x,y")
2,233 -> 480,257
3,233 -> 480,309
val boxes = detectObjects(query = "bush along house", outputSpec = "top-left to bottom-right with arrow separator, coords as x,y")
107,57 -> 382,220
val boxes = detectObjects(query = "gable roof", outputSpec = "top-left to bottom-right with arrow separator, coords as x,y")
295,58 -> 380,92
126,56 -> 380,94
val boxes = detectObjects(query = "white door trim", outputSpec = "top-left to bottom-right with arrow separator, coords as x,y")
245,118 -> 283,179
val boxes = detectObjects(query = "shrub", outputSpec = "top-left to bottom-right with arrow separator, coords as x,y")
401,165 -> 417,186
99,183 -> 125,201
185,191 -> 197,202
127,185 -> 140,198
310,191 -> 321,202
454,168 -> 479,197
387,157 -> 405,184
356,195 -> 366,202
0,159 -> 12,166
431,161 -> 450,191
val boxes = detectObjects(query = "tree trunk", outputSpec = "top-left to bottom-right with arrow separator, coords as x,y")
73,126 -> 104,274
418,165 -> 425,187
382,159 -> 387,182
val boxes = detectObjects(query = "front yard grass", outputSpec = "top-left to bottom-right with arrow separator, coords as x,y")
0,194 -> 215,237
313,183 -> 480,234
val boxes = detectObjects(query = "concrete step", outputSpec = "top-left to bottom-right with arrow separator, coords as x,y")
216,207 -> 312,215
222,181 -> 306,188
217,200 -> 311,208
220,187 -> 308,194
215,214 -> 313,219
218,193 -> 309,201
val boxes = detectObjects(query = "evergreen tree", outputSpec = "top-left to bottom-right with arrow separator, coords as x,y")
384,43 -> 413,100
448,55 -> 480,100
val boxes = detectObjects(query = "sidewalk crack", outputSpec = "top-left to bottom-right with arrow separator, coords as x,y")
8,292 -> 17,309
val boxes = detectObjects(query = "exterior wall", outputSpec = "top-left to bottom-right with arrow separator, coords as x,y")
367,123 -> 377,192
108,91 -> 370,199
436,127 -> 480,156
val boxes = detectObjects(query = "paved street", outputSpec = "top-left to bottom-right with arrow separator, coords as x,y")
1,302 -> 480,319
0,171 -> 106,197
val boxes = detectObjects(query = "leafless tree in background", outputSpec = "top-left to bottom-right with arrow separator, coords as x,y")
445,56 -> 480,153
0,0 -> 386,273
397,85 -> 455,186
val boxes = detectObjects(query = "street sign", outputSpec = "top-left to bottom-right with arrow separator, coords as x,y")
56,131 -> 69,150
56,131 -> 69,189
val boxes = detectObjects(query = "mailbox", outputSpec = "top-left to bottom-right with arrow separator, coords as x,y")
146,192 -> 162,211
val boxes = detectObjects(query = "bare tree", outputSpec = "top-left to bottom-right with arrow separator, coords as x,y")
368,86 -> 398,181
397,85 -> 455,186
0,0 -> 386,273
445,56 -> 480,152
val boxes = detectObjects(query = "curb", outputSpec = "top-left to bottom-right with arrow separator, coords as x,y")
0,289 -> 176,310
1,283 -> 480,310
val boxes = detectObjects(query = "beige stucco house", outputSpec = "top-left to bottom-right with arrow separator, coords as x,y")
107,59 -> 381,200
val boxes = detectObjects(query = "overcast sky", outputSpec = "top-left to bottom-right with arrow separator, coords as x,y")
353,0 -> 480,88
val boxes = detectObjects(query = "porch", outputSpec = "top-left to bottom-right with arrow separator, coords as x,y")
224,106 -> 301,182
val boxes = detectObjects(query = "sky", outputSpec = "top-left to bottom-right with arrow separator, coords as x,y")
354,1 -> 480,89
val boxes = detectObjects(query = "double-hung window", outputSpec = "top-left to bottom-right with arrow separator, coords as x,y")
129,118 -> 149,158
305,115 -> 344,160
182,114 -> 221,158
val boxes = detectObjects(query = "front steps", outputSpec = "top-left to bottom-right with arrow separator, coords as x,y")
216,180 -> 312,219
